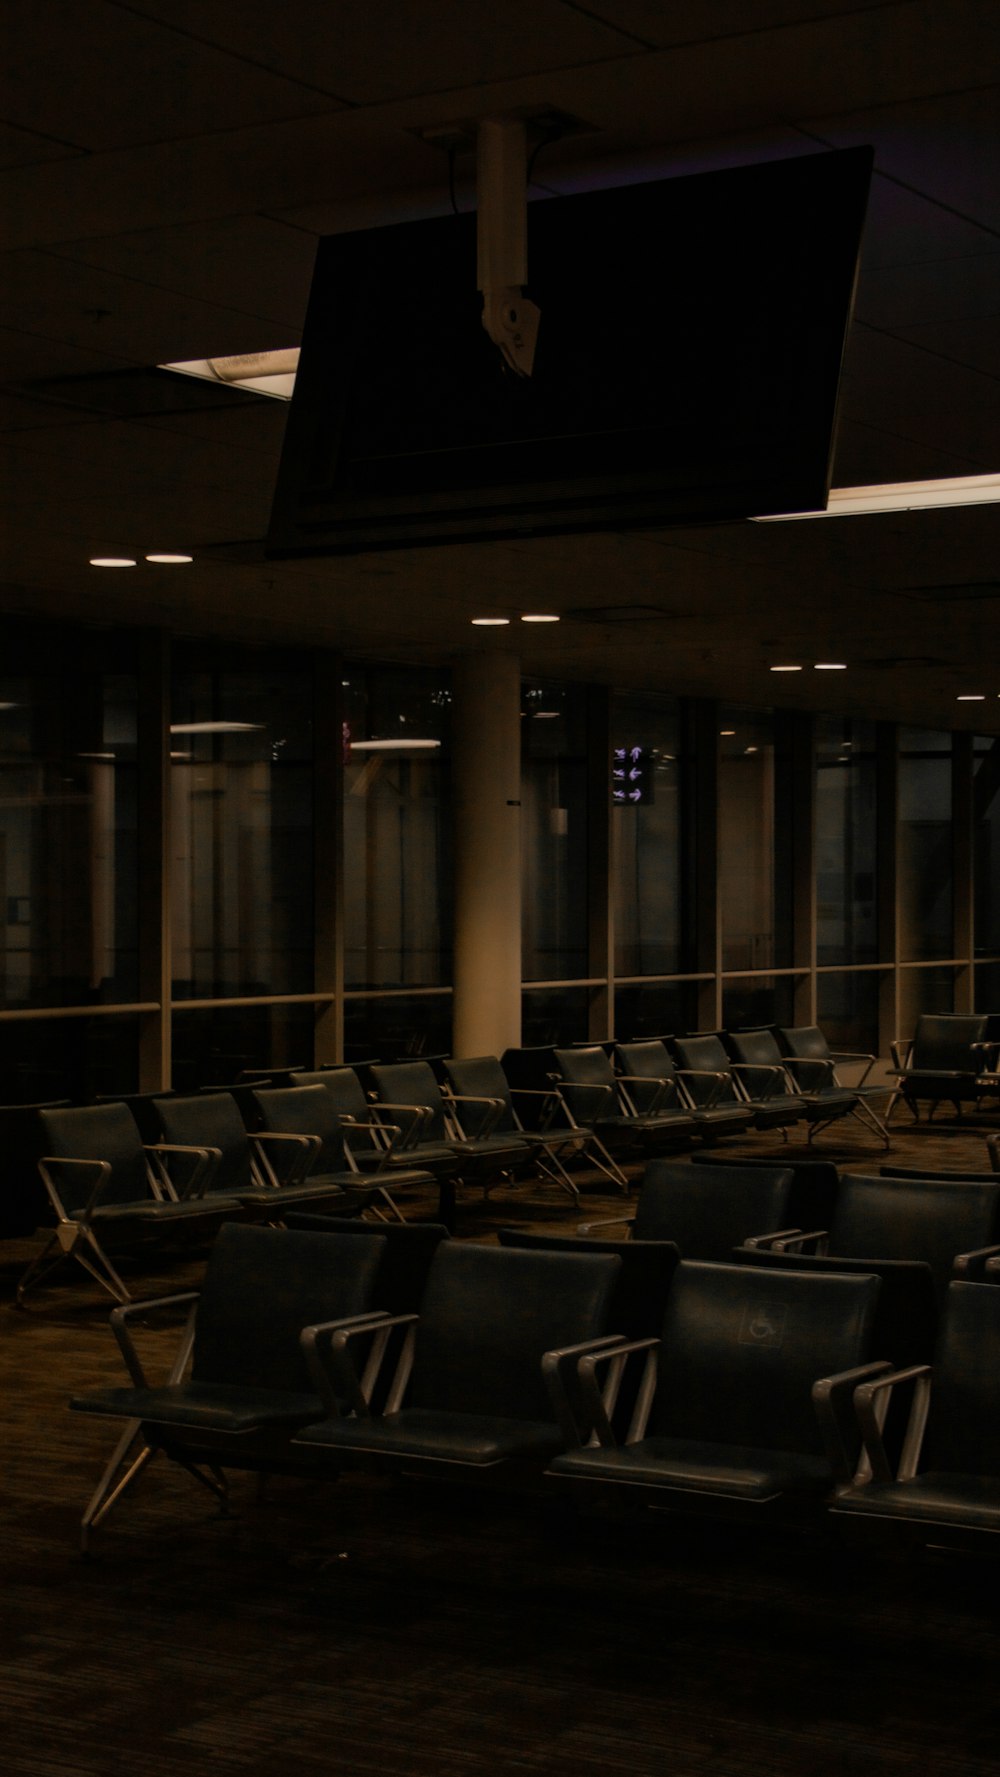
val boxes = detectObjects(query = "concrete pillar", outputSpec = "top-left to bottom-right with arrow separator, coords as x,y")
451,652 -> 522,1057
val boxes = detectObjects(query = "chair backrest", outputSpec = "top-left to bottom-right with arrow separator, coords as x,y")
289,1069 -> 386,1160
406,1243 -> 620,1422
733,1247 -> 937,1366
777,1025 -> 833,1091
551,1046 -> 619,1128
283,1215 -> 450,1313
154,1092 -> 255,1192
634,1160 -> 794,1256
38,1102 -> 150,1210
831,1174 -> 1000,1295
909,1013 -> 988,1074
191,1223 -> 386,1394
369,1062 -> 449,1141
922,1282 -> 1000,1476
648,1260 -> 880,1457
252,1083 -> 346,1172
670,1034 -> 740,1105
613,1041 -> 680,1112
727,1028 -> 793,1097
691,1150 -> 840,1231
443,1056 -> 519,1136
497,1228 -> 680,1339
499,1047 -> 560,1129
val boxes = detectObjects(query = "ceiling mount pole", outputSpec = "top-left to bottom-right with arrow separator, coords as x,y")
476,116 -> 540,377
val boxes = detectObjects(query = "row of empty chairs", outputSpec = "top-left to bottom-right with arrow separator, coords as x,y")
69,1209 -> 1000,1556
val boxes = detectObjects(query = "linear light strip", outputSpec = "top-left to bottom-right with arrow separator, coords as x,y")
754,473 -> 1000,521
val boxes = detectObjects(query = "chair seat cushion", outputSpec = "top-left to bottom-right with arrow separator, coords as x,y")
71,1381 -> 324,1433
549,1436 -> 833,1500
295,1407 -> 564,1466
85,1198 -> 240,1224
833,1472 -> 1000,1532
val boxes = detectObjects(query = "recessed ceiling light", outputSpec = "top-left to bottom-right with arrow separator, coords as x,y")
815,662 -> 847,671
90,557 -> 136,567
159,350 -> 299,401
169,721 -> 263,734
471,616 -> 511,626
533,711 -> 559,719
957,694 -> 986,701
770,664 -> 802,673
744,745 -> 758,754
719,729 -> 736,737
349,738 -> 441,752
521,613 -> 560,623
146,553 -> 193,565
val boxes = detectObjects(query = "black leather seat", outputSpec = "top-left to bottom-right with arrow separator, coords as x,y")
552,1044 -> 699,1163
16,1101 -> 242,1306
293,1241 -> 621,1474
547,1260 -> 885,1513
369,1060 -> 530,1225
69,1222 -> 387,1547
613,1041 -> 753,1142
778,1024 -> 890,1142
251,1082 -> 435,1219
886,1013 -> 990,1121
832,1281 -> 1000,1547
154,1091 -> 377,1221
728,1027 -> 858,1142
671,1032 -> 805,1135
579,1159 -> 798,1256
444,1053 -> 618,1203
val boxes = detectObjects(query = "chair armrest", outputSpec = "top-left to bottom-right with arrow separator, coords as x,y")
952,1243 -> 1000,1281
441,1090 -> 504,1139
39,1154 -> 121,1221
575,1213 -> 635,1236
742,1227 -> 823,1252
988,1133 -> 1000,1174
145,1141 -> 219,1200
301,1310 -> 406,1417
542,1334 -> 646,1449
783,1056 -> 837,1085
673,1068 -> 727,1107
730,1061 -> 788,1100
812,1360 -> 894,1480
369,1102 -> 434,1150
250,1130 -> 319,1187
830,1050 -> 877,1085
108,1290 -> 201,1387
889,1038 -> 913,1070
852,1363 -> 932,1483
615,1074 -> 675,1114
510,1086 -> 566,1130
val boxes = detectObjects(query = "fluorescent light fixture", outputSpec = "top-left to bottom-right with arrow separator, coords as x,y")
169,721 -> 263,734
957,694 -> 986,702
159,349 -> 299,401
521,613 -> 560,623
754,472 -> 1000,522
471,617 -> 511,626
90,557 -> 136,567
815,662 -> 847,671
350,738 -> 441,752
78,752 -> 115,761
770,664 -> 802,672
719,729 -> 736,737
146,554 -> 193,565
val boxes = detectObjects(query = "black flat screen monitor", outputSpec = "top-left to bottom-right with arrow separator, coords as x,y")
267,146 -> 873,556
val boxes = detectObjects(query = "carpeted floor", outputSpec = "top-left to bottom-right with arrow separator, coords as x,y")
3,1114 -> 1000,1776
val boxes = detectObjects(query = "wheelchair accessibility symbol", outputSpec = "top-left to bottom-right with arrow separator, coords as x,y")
738,1300 -> 787,1349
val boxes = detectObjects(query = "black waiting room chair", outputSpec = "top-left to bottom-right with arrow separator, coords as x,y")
367,1060 -> 531,1225
777,1024 -> 891,1142
886,1014 -> 991,1121
670,1032 -> 807,1136
251,1083 -> 436,1220
578,1159 -> 798,1258
727,1026 -> 868,1144
69,1222 -> 388,1548
551,1045 -> 699,1170
831,1280 -> 1000,1551
545,1260 -> 887,1518
293,1241 -> 622,1479
442,1053 -> 610,1205
153,1092 -> 380,1222
16,1101 -> 243,1307
613,1041 -> 754,1142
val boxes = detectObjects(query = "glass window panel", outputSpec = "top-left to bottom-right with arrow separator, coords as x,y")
721,975 -> 798,1032
521,683 -> 588,982
898,728 -> 953,963
343,992 -> 452,1065
719,709 -> 793,973
170,656 -> 314,1000
0,1012 -> 139,1102
613,980 -> 700,1042
897,966 -> 957,1041
974,960 -> 1000,1018
521,985 -> 594,1047
170,1003 -> 317,1092
0,667 -> 138,1009
973,735 -> 1000,958
815,717 -> 878,964
343,667 -> 452,989
816,971 -> 881,1055
611,691 -> 692,976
